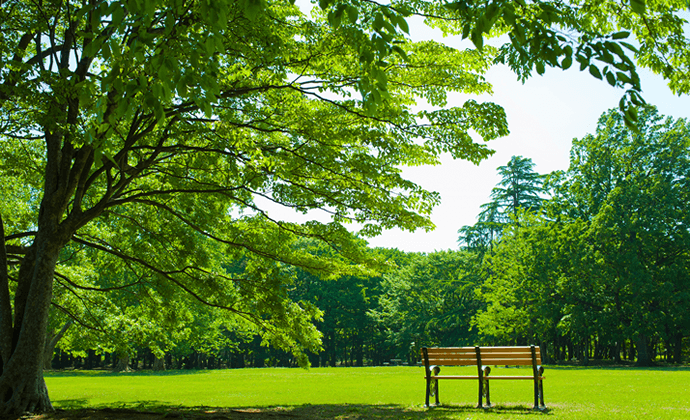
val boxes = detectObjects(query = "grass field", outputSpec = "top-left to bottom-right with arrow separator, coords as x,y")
44,365 -> 690,419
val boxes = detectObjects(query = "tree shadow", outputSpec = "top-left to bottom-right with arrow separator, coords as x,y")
39,402 -> 552,420
546,365 -> 690,372
44,369 -> 212,378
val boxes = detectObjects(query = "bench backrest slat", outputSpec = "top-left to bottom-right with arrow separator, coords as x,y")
422,346 -> 542,366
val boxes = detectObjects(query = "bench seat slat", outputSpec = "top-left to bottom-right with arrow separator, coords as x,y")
478,351 -> 537,356
427,358 -> 541,365
425,350 -> 476,356
480,346 -> 540,353
425,376 -> 545,380
477,358 -> 541,365
427,361 -> 478,366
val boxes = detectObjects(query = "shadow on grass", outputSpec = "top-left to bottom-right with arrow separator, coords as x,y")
546,365 -> 690,372
40,402 -> 552,420
44,369 -> 213,378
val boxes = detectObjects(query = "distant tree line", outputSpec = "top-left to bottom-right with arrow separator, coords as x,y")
47,106 -> 689,370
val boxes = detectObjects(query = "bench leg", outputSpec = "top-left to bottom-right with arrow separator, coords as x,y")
476,378 -> 483,409
539,378 -> 545,408
482,366 -> 492,408
485,379 -> 491,407
435,379 -> 440,406
533,379 -> 547,411
425,378 -> 440,407
424,365 -> 441,407
425,378 -> 430,407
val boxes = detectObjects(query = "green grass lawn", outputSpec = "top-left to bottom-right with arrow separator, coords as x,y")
45,365 -> 690,419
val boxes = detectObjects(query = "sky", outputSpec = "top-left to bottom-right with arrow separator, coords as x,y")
361,14 -> 690,253
271,5 -> 690,253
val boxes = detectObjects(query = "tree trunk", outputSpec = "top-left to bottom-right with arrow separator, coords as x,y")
0,234 -> 62,414
613,342 -> 622,363
635,335 -> 653,366
152,355 -> 165,371
673,333 -> 683,364
114,353 -> 131,372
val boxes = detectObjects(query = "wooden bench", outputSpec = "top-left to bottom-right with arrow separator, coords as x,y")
421,346 -> 545,410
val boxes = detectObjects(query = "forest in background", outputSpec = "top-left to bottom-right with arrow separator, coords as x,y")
47,105 -> 690,371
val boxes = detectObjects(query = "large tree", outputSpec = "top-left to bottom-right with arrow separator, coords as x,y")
477,106 -> 690,365
0,0 -> 687,414
553,106 -> 690,365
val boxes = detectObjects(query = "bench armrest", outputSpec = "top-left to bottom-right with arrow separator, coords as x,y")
425,365 -> 441,378
481,365 -> 491,377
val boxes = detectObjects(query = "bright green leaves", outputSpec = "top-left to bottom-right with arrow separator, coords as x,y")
416,100 -> 506,163
3,0 -> 688,390
315,0 -> 412,116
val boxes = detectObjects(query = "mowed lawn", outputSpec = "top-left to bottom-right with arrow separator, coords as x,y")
45,365 -> 690,419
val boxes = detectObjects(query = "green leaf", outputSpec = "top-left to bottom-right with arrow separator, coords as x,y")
242,0 -> 264,20
462,23 -> 471,40
630,0 -> 645,15
391,45 -> 407,60
605,70 -> 617,86
562,55 -> 573,70
620,42 -> 639,53
396,15 -> 410,34
373,13 -> 384,32
589,64 -> 602,80
616,71 -> 633,84
611,31 -> 630,40
536,61 -> 545,75
471,29 -> 484,51
629,90 -> 646,106
328,10 -> 342,28
347,6 -> 358,24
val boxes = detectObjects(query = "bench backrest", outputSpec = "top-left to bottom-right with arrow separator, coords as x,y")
422,346 -> 541,367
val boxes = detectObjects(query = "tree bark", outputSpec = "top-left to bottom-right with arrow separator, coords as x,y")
635,334 -> 653,366
672,333 -> 683,364
0,235 -> 62,414
114,353 -> 131,372
0,215 -> 13,376
152,355 -> 165,371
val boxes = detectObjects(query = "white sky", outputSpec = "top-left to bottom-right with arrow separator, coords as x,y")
268,6 -> 690,253
363,15 -> 690,252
